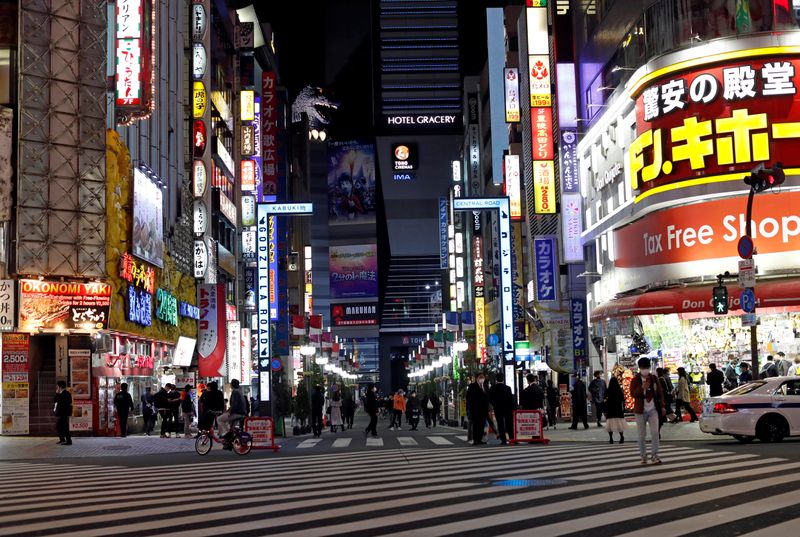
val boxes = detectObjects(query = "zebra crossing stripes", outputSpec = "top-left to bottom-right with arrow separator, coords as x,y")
366,436 -> 383,447
1,444 -> 798,537
396,436 -> 417,446
297,438 -> 322,448
427,435 -> 453,445
331,437 -> 351,448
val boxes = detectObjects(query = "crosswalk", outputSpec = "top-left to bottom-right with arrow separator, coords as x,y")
0,443 -> 798,536
293,433 -> 468,450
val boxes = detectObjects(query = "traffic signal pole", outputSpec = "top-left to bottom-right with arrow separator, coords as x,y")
744,185 -> 760,380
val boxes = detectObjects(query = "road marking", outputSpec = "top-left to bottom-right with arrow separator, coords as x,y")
397,437 -> 417,446
366,437 -> 383,447
427,436 -> 453,445
456,435 -> 468,441
297,439 -> 322,449
331,438 -> 351,449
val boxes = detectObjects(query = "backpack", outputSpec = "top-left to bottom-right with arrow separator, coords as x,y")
113,392 -> 127,409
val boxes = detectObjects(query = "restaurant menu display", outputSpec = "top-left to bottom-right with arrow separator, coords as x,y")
69,349 -> 91,399
1,333 -> 30,434
18,279 -> 112,330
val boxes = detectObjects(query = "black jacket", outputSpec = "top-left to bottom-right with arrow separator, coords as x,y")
466,382 -> 489,417
364,391 -> 378,415
488,383 -> 514,414
546,385 -> 559,405
707,369 -> 725,397
181,394 -> 194,414
604,378 -> 625,419
229,388 -> 247,415
54,390 -> 72,418
520,383 -> 545,410
310,390 -> 325,414
154,388 -> 169,409
571,380 -> 587,407
113,391 -> 134,413
200,389 -> 224,414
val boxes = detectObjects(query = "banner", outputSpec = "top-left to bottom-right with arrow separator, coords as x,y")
533,237 -> 558,302
329,244 -> 378,298
198,284 -> 226,377
331,302 -> 378,327
1,333 -> 30,434
309,314 -> 323,335
226,320 -> 242,384
327,141 -> 376,225
570,298 -> 588,371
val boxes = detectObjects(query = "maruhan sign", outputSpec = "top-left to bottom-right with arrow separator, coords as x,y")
386,114 -> 458,126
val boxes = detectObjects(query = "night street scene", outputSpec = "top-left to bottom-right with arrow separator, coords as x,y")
3,1 -> 800,536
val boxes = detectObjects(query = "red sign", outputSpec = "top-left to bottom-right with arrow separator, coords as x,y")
1,333 -> 29,373
614,191 -> 800,268
193,119 -> 207,157
18,280 -> 112,330
94,354 -> 154,377
510,409 -> 549,444
261,71 -> 278,200
198,284 -> 226,377
631,55 -> 800,197
245,416 -> 279,451
531,107 -> 554,161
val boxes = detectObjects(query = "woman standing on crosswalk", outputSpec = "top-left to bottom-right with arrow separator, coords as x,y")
329,392 -> 343,433
605,376 -> 626,444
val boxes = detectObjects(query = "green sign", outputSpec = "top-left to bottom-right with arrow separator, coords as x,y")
156,288 -> 178,326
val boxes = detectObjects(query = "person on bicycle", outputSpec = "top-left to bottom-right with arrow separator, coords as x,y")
219,379 -> 247,443
198,381 -> 224,432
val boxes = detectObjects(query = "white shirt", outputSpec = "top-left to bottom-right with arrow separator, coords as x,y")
788,363 -> 800,377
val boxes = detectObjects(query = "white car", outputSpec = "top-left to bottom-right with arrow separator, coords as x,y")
699,376 -> 800,443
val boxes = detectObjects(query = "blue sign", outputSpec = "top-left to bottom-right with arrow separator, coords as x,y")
738,235 -> 754,259
533,236 -> 558,302
487,334 -> 499,346
439,197 -> 448,269
127,286 -> 152,327
570,298 -> 587,370
740,288 -> 756,313
179,301 -> 200,320
271,357 -> 282,371
262,202 -> 313,214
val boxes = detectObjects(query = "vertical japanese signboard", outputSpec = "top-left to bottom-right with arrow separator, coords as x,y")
115,0 -> 154,123
198,284 -> 226,377
504,155 -> 522,220
439,197 -> 449,269
561,193 -> 583,263
1,333 -> 30,434
504,68 -> 521,122
261,71 -> 278,201
533,236 -> 558,302
570,298 -> 588,372
559,129 -> 579,193
191,0 -> 211,282
0,280 -> 14,330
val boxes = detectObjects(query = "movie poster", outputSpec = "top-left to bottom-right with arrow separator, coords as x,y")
327,141 -> 376,225
132,168 -> 164,267
329,244 -> 378,298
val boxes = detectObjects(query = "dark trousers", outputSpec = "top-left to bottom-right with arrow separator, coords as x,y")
593,401 -> 605,424
159,410 -> 174,436
345,412 -> 354,428
496,411 -> 512,443
56,415 -> 71,443
390,409 -> 403,428
674,399 -> 698,421
118,410 -> 129,437
365,412 -> 378,436
431,410 -> 439,426
571,404 -> 589,428
546,403 -> 557,427
423,409 -> 431,427
471,413 -> 487,443
143,413 -> 155,434
311,412 -> 323,437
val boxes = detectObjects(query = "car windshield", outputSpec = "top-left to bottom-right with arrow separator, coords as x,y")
725,381 -> 767,396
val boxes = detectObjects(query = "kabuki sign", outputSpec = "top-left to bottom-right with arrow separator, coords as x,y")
631,53 -> 800,201
115,0 -> 154,123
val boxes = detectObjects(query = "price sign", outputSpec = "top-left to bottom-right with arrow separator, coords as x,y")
738,259 -> 756,288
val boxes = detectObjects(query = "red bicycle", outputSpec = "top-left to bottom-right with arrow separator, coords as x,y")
195,413 -> 252,456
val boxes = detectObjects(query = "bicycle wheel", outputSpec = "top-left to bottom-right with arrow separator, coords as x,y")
195,433 -> 212,455
233,432 -> 252,455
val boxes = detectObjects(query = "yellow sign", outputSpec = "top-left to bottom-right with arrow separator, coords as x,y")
241,90 -> 255,122
475,296 -> 486,363
533,160 -> 556,214
192,81 -> 206,119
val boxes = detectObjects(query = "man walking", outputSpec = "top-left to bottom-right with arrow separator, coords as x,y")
707,363 -> 725,397
54,380 -> 72,445
310,385 -> 325,438
588,371 -> 607,427
167,384 -> 182,438
761,355 -> 779,378
569,375 -> 589,430
489,374 -> 514,445
776,352 -> 792,376
546,380 -> 559,429
154,384 -> 171,438
390,389 -> 406,431
466,373 -> 490,445
364,384 -> 379,437
739,362 -> 753,384
113,382 -> 134,437
631,357 -> 666,464
140,386 -> 156,436
520,374 -> 544,410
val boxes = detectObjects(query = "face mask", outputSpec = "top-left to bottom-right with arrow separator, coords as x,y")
640,368 -> 651,377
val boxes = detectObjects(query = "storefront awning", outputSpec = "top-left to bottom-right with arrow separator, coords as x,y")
590,278 -> 800,323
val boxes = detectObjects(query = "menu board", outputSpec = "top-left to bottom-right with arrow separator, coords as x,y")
69,399 -> 93,432
69,349 -> 91,399
1,333 -> 30,434
18,279 -> 112,330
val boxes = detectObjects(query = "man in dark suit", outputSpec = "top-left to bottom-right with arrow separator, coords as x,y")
113,382 -> 135,437
488,373 -> 514,445
54,380 -> 73,445
466,373 -> 490,445
520,373 -> 545,410
310,385 -> 325,438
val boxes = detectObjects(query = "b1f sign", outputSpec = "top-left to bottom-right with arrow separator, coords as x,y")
534,236 -> 558,302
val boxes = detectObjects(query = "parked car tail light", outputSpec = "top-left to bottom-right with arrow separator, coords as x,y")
713,403 -> 738,414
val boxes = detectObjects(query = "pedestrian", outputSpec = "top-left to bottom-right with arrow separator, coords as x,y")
113,382 -> 134,437
167,383 -> 182,438
520,374 -> 544,410
568,375 -> 589,430
723,354 -> 739,391
180,384 -> 195,438
429,392 -> 441,426
218,379 -> 247,443
421,392 -> 432,428
707,363 -> 725,397
488,374 -> 514,445
54,380 -> 73,445
342,392 -> 355,429
671,367 -> 698,423
329,392 -> 343,432
407,390 -> 420,430
154,384 -> 171,438
776,352 -> 791,376
630,357 -> 666,464
140,386 -> 156,436
658,368 -> 675,421
761,355 -> 779,378
390,389 -> 406,430
546,380 -> 559,429
739,362 -> 753,384
466,372 -> 490,445
788,356 -> 800,377
604,376 -> 626,444
198,381 -> 224,433
364,384 -> 379,437
588,371 -> 607,427
310,385 -> 325,438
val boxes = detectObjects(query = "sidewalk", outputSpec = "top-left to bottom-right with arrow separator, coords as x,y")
0,435 -> 197,460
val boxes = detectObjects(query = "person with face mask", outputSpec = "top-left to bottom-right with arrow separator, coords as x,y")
466,373 -> 490,445
630,357 -> 666,464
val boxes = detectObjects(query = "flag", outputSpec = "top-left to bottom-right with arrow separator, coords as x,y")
333,342 -> 340,353
445,312 -> 459,331
425,339 -> 436,350
309,314 -> 323,335
433,331 -> 445,348
321,332 -> 333,350
461,311 -> 475,331
291,315 -> 306,336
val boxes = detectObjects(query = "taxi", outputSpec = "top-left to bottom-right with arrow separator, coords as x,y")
699,376 -> 800,443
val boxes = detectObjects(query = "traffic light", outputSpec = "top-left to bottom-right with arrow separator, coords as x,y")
745,163 -> 785,193
712,285 -> 729,315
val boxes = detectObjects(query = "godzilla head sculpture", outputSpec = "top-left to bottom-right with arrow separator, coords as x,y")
291,86 -> 339,130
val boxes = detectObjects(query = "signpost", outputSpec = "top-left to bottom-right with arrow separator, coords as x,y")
738,259 -> 755,288
509,410 -> 549,445
244,416 -> 280,451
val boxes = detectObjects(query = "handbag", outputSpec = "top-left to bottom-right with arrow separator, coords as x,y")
426,400 -> 434,410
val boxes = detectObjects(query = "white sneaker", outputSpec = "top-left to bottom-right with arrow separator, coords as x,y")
389,427 -> 394,431
397,427 -> 402,430
640,456 -> 648,465
651,455 -> 662,464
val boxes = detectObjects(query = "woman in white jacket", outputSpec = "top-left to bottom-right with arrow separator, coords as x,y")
329,392 -> 343,433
